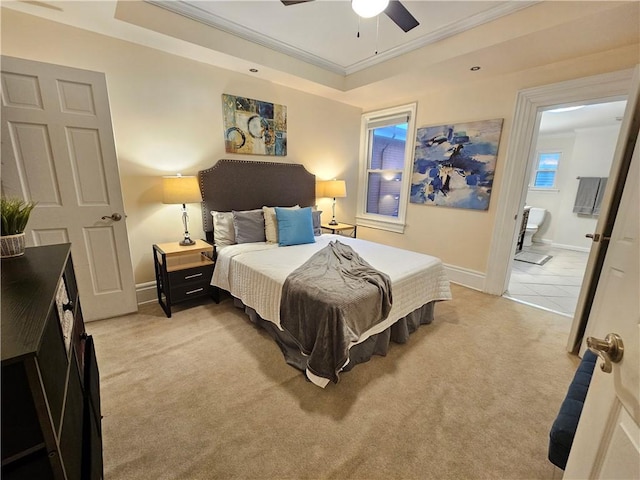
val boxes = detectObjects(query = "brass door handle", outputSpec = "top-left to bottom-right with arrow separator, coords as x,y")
101,213 -> 122,221
586,333 -> 624,373
585,233 -> 611,242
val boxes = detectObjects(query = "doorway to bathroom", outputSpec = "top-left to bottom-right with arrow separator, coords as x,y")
503,100 -> 627,316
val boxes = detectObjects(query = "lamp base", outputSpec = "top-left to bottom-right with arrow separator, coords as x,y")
179,205 -> 195,246
329,197 -> 339,226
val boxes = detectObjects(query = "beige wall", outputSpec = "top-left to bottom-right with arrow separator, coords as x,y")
2,7 -> 639,291
357,46 -> 639,274
1,9 -> 361,285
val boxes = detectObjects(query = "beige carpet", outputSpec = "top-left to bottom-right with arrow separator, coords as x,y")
88,284 -> 579,480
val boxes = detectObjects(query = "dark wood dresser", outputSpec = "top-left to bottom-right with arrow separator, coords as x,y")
1,244 -> 103,479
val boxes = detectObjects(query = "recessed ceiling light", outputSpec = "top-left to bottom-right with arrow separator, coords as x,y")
470,66 -> 481,71
249,68 -> 258,73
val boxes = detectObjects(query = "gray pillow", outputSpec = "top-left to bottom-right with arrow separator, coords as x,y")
232,209 -> 266,244
312,210 -> 322,236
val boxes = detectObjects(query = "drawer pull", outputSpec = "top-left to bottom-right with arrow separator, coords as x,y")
186,288 -> 204,295
184,273 -> 203,280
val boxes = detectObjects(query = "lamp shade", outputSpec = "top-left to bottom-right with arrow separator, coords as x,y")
323,180 -> 347,198
352,0 -> 389,18
162,176 -> 201,204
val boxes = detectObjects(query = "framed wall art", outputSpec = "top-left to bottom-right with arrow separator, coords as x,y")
410,118 -> 503,210
222,94 -> 287,156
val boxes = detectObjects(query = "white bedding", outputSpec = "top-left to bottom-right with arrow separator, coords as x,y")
212,234 -> 452,341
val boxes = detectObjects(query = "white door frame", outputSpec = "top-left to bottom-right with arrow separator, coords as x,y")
485,70 -> 633,310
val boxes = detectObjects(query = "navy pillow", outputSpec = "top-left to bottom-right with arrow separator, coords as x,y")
275,207 -> 315,246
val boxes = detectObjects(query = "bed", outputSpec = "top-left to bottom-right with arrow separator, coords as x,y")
199,159 -> 452,387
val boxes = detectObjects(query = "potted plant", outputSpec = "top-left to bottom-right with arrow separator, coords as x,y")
1,197 -> 37,258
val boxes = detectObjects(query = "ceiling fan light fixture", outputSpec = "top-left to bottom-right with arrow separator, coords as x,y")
352,0 -> 389,19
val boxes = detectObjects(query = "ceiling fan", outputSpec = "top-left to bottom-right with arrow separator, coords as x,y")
280,0 -> 420,33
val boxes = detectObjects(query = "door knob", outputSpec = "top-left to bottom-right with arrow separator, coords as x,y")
585,233 -> 611,242
586,333 -> 624,373
101,213 -> 122,221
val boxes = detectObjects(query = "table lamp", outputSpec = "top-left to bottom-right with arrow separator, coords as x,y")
324,180 -> 347,226
162,175 -> 202,245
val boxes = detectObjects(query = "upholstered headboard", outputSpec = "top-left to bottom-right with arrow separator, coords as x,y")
198,159 -> 316,242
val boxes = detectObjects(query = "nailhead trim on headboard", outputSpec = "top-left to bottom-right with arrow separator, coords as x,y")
198,159 -> 316,242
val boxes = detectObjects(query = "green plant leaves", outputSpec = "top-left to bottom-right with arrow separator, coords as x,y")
1,197 -> 37,236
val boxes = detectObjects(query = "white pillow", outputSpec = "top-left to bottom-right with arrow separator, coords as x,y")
262,205 -> 299,243
211,211 -> 235,247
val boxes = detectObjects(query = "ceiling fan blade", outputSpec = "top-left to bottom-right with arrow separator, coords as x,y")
281,0 -> 314,5
384,0 -> 419,33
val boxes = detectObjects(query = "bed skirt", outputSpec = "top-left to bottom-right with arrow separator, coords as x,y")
234,298 -> 436,385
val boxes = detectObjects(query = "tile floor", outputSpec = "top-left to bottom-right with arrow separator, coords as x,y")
504,243 -> 589,317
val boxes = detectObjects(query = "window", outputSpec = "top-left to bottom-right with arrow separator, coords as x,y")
357,103 -> 416,233
532,151 -> 561,189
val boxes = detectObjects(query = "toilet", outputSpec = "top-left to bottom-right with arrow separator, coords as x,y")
523,207 -> 546,246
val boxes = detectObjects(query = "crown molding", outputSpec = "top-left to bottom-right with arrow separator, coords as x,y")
147,0 -> 539,77
147,0 -> 346,75
345,1 -> 539,74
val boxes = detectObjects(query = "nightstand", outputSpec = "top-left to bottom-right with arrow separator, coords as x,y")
153,239 -> 216,318
321,222 -> 357,238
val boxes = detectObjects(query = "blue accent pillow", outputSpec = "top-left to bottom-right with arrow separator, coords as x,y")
275,207 -> 315,246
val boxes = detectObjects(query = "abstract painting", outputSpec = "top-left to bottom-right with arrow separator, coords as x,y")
222,94 -> 287,156
410,118 -> 503,210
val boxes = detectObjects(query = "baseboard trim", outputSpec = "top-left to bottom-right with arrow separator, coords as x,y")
136,281 -> 157,305
443,264 -> 486,292
536,238 -> 553,245
534,239 -> 590,253
551,243 -> 591,253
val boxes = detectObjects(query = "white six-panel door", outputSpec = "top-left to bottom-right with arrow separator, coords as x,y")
564,113 -> 639,480
563,67 -> 640,479
1,56 -> 137,321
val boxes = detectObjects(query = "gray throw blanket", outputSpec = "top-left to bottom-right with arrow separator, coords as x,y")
280,240 -> 392,383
